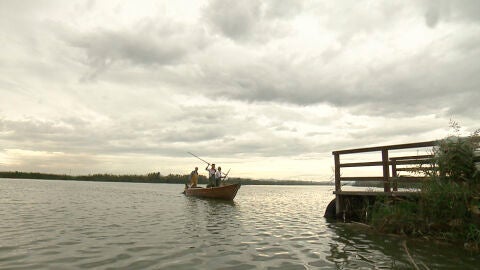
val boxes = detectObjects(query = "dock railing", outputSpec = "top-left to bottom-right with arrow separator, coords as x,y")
333,140 -> 437,194
330,137 -> 480,218
333,136 -> 480,194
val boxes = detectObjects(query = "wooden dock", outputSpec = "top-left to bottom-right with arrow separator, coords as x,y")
327,140 -> 437,220
326,137 -> 480,220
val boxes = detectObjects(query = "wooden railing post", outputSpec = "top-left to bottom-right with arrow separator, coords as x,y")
334,153 -> 341,192
382,149 -> 390,192
334,152 -> 343,218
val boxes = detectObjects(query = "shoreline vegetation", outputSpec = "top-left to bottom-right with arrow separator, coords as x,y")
367,129 -> 480,251
0,171 -> 332,186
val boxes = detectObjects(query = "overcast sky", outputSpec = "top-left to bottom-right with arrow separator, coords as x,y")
1,0 -> 479,181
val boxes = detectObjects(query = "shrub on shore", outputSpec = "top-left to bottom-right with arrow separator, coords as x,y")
370,130 -> 480,249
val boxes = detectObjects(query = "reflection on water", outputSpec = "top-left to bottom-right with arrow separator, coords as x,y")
0,179 -> 479,269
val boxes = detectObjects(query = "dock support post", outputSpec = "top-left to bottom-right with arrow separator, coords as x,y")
334,153 -> 343,217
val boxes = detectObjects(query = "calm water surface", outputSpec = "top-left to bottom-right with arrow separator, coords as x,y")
1,179 -> 479,269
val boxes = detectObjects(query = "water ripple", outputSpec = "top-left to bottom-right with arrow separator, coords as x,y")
1,179 -> 479,269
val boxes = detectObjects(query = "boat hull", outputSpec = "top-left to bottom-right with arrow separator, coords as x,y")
184,183 -> 241,200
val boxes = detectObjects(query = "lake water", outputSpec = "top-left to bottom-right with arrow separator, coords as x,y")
1,179 -> 479,269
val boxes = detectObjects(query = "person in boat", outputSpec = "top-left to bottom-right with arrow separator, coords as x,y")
205,163 -> 216,188
188,167 -> 199,188
215,166 -> 226,187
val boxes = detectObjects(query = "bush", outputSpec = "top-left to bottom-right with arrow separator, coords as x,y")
370,131 -> 480,247
432,136 -> 479,185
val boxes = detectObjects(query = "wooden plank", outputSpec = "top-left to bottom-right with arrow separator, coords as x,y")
396,167 -> 432,172
391,160 -> 432,165
339,160 -> 431,167
340,176 -> 428,182
332,140 -> 437,155
339,161 -> 384,167
332,136 -> 478,156
340,177 -> 384,181
390,155 -> 433,161
333,191 -> 420,196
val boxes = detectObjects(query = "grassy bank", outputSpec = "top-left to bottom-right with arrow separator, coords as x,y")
369,132 -> 480,250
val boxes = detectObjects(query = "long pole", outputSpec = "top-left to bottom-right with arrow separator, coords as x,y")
222,168 -> 231,183
187,152 -> 210,165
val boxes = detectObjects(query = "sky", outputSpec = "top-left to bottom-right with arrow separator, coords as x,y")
0,0 -> 479,181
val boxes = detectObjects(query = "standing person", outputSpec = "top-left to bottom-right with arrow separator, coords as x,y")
188,167 -> 199,188
206,163 -> 216,188
215,166 -> 225,187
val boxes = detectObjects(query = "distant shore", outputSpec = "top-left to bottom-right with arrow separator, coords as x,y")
0,171 -> 332,186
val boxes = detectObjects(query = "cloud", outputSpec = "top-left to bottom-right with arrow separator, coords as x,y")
422,0 -> 480,28
202,0 -> 302,42
264,0 -> 305,19
203,0 -> 261,40
58,18 -> 210,81
187,22 -> 480,120
0,149 -> 100,173
425,4 -> 441,28
37,0 -> 480,120
446,91 -> 480,118
0,103 -> 335,159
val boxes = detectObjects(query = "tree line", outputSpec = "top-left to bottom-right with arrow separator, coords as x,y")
0,171 -> 207,184
0,171 -> 330,185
